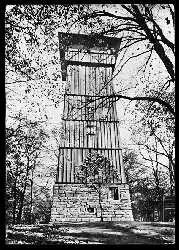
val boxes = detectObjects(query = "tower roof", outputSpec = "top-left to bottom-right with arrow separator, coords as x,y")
58,32 -> 122,53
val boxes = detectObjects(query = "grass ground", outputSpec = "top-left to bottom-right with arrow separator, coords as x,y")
6,221 -> 175,245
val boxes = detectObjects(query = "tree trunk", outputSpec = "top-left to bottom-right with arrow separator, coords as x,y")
169,155 -> 175,196
29,179 -> 33,224
29,160 -> 35,224
16,190 -> 25,224
12,163 -> 19,224
12,181 -> 17,224
16,157 -> 30,224
98,191 -> 103,222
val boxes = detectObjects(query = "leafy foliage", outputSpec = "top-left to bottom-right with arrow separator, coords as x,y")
75,151 -> 120,185
6,114 -> 50,224
123,149 -> 171,221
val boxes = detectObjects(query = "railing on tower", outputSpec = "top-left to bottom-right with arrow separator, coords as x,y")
56,32 -> 126,184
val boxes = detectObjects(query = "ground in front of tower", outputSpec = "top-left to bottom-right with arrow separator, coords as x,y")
6,221 -> 175,244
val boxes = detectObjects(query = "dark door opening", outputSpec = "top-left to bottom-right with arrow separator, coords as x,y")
110,187 -> 119,200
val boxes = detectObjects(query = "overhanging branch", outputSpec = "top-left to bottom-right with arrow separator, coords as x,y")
106,94 -> 175,117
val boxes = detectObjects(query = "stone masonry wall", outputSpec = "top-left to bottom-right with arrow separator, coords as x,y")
50,183 -> 134,222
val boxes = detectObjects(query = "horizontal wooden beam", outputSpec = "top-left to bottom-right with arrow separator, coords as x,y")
59,146 -> 122,150
65,60 -> 115,68
64,93 -> 116,98
61,118 -> 120,123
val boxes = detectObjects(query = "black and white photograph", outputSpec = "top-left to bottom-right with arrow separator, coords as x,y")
5,4 -> 175,245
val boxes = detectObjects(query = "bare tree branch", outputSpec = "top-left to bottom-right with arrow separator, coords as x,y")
108,93 -> 175,117
131,4 -> 175,81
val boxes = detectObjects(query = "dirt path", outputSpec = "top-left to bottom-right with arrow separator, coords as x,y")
6,221 -> 175,245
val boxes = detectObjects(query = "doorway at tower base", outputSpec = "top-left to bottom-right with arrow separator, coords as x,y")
50,183 -> 134,222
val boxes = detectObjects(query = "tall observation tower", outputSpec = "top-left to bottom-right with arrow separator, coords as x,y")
50,33 -> 133,222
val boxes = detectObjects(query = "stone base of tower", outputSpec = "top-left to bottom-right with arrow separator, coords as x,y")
50,183 -> 134,223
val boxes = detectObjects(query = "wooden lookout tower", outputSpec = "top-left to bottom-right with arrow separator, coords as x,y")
50,32 -> 134,222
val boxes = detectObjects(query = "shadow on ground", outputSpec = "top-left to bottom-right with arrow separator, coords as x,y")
6,221 -> 175,245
